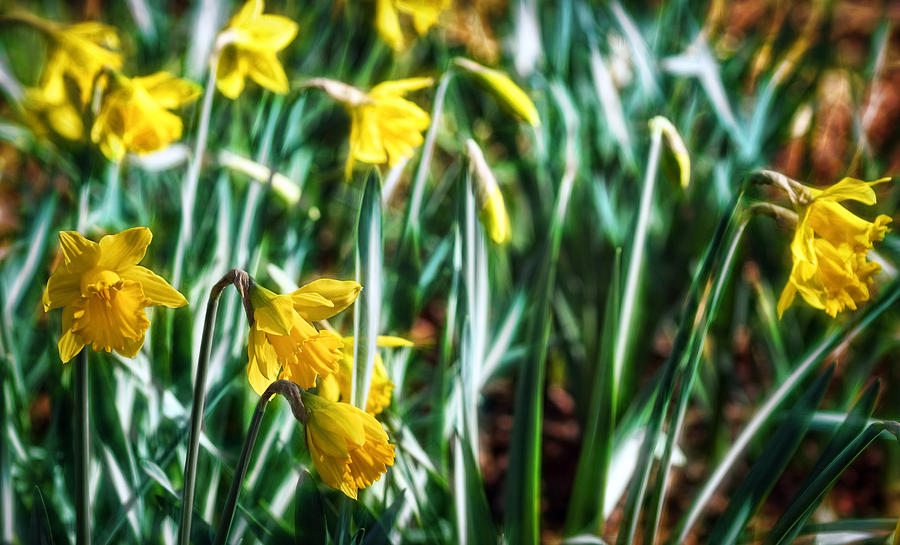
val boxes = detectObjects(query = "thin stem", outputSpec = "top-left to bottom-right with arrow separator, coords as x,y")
403,70 -> 453,245
212,380 -> 305,545
177,270 -> 253,545
173,48 -> 220,289
75,349 -> 91,545
612,127 -> 663,406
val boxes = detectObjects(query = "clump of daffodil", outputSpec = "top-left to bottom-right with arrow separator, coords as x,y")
300,390 -> 395,499
214,0 -> 298,99
9,12 -> 123,104
453,57 -> 540,126
42,227 -> 187,362
247,279 -> 361,394
9,12 -> 122,141
318,336 -> 412,415
307,77 -> 432,178
375,0 -> 450,51
777,176 -> 893,317
90,72 -> 201,161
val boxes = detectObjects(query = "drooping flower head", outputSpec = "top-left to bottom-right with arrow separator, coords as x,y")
453,57 -> 540,127
23,54 -> 85,141
778,176 -> 893,317
215,0 -> 298,99
300,390 -> 395,499
90,72 -> 201,161
318,335 -> 412,415
43,228 -> 187,362
247,279 -> 361,394
375,0 -> 450,51
309,77 -> 432,179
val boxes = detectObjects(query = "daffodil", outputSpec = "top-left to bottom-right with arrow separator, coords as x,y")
318,336 -> 412,415
778,177 -> 893,317
42,228 -> 187,362
215,0 -> 298,99
466,138 -> 512,244
247,280 -> 361,394
300,390 -> 395,499
90,72 -> 201,161
311,77 -> 432,178
11,12 -> 123,105
375,0 -> 450,51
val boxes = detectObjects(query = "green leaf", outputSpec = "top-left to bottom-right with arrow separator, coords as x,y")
353,168 -> 384,410
294,471 -> 328,545
705,364 -> 836,545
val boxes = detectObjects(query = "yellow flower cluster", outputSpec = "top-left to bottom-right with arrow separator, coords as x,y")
17,12 -> 199,161
778,177 -> 893,317
43,228 -> 187,362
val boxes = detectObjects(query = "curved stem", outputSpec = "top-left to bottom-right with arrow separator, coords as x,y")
212,380 -> 305,545
177,269 -> 253,545
75,349 -> 91,545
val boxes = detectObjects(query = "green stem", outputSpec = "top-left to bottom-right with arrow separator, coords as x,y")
177,269 -> 252,545
172,48 -> 219,289
75,349 -> 90,545
212,380 -> 306,545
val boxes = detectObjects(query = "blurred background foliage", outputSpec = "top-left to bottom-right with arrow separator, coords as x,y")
1,0 -> 900,544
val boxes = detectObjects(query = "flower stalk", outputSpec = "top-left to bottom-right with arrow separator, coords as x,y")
177,269 -> 253,545
74,348 -> 91,545
172,47 -> 220,289
212,380 -> 306,545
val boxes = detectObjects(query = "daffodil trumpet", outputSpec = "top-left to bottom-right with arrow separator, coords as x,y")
178,269 -> 254,545
212,379 -> 306,545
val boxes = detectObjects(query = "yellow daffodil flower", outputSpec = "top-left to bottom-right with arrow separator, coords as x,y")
42,228 -> 187,362
247,280 -> 361,394
310,77 -> 432,178
11,12 -> 123,105
375,0 -> 449,51
318,336 -> 412,415
454,57 -> 540,126
215,0 -> 298,99
300,390 -> 395,499
90,72 -> 201,161
778,177 -> 893,317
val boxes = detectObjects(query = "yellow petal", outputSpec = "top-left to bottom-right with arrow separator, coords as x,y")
98,227 -> 152,270
246,51 -> 290,94
44,269 -> 82,311
247,356 -> 274,396
306,427 -> 354,497
370,77 -> 434,98
253,293 -> 296,335
292,279 -> 362,321
136,72 -> 201,109
216,47 -> 248,99
238,15 -> 298,51
375,0 -> 404,51
58,329 -> 85,363
376,335 -> 414,347
817,177 -> 890,205
119,266 -> 187,308
776,281 -> 796,319
117,335 -> 145,358
231,0 -> 264,27
58,231 -> 100,272
352,108 -> 389,165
